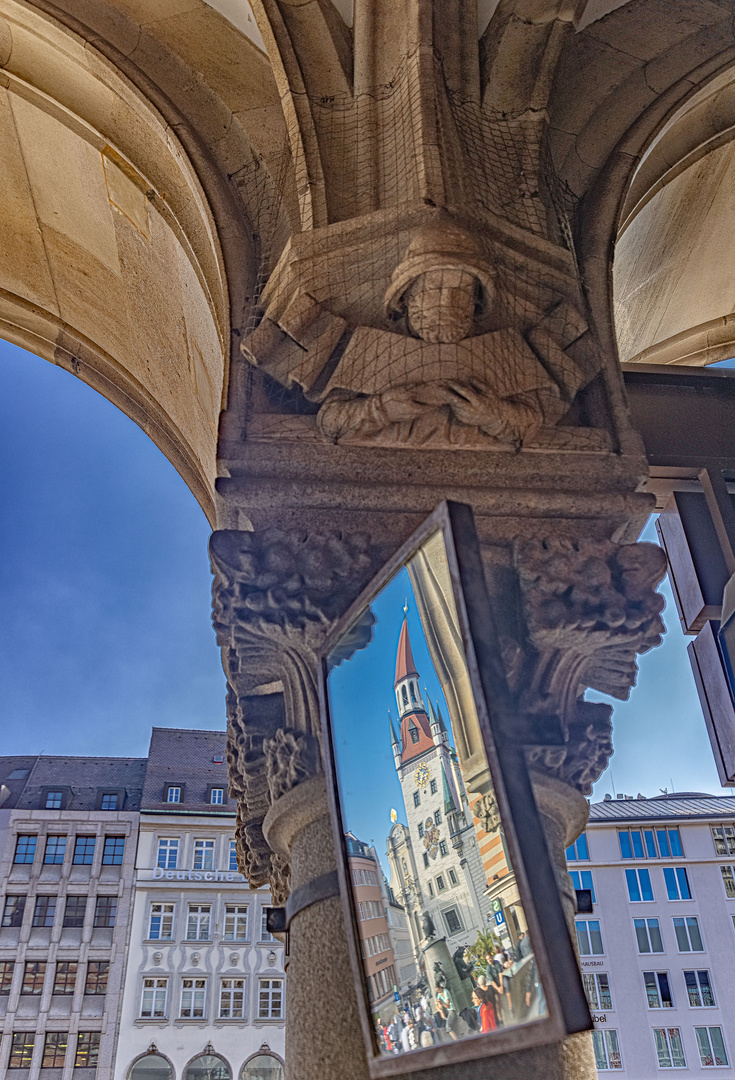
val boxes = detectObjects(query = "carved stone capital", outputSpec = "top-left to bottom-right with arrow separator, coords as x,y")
512,537 -> 666,794
211,526 -> 376,901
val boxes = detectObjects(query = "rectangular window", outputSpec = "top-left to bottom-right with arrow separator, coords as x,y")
674,915 -> 703,952
575,919 -> 604,955
618,829 -> 644,859
22,960 -> 46,994
148,902 -> 175,941
53,961 -> 77,995
430,778 -> 437,795
654,1027 -> 687,1068
73,836 -> 96,865
42,1031 -> 68,1067
193,839 -> 215,871
413,792 -> 420,807
423,852 -> 429,868
685,969 -> 715,1007
635,918 -> 664,954
84,961 -> 109,996
261,909 -> 274,942
0,960 -> 15,995
224,904 -> 249,941
13,835 -> 37,864
592,1030 -> 622,1070
187,904 -> 211,941
418,822 -> 424,838
570,869 -> 596,903
166,786 -> 181,803
44,835 -> 67,864
140,976 -> 168,1018
664,867 -> 692,901
443,908 -> 462,934
439,840 -> 448,857
75,1032 -> 101,1068
229,840 -> 238,872
9,1032 -> 35,1068
644,971 -> 674,1008
93,896 -> 117,928
100,792 -> 118,810
32,895 -> 56,927
695,1027 -> 729,1067
156,837 -> 179,869
259,977 -> 283,1019
583,972 -> 612,1010
210,788 -> 224,804
448,868 -> 457,885
711,825 -> 735,856
626,867 -> 654,902
45,791 -> 63,809
619,828 -> 681,859
219,977 -> 246,1019
102,836 -> 125,865
719,865 -> 735,899
566,833 -> 590,861
434,809 -> 441,825
437,875 -> 445,891
428,881 -> 434,898
63,895 -> 87,928
180,977 -> 207,1018
2,895 -> 26,928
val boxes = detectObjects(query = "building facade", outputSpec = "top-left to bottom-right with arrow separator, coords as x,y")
0,733 -> 285,1080
345,833 -> 399,1020
115,728 -> 284,1080
568,792 -> 735,1078
0,753 -> 145,1078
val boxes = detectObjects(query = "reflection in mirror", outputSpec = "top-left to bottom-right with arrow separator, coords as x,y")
326,529 -> 548,1059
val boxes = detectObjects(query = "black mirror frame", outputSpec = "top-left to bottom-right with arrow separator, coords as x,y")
318,500 -> 591,1076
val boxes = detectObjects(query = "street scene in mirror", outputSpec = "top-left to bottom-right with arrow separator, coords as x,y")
326,536 -> 548,1059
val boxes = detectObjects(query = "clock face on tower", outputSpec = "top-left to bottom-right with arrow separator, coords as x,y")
414,762 -> 430,787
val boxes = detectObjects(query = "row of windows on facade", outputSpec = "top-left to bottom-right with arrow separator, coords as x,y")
413,791 -> 439,808
566,825 -> 735,863
423,866 -> 458,893
582,966 -> 718,1013
351,868 -> 379,887
157,837 -> 238,872
574,914 -> 735,956
164,785 -> 227,805
139,975 -> 283,1021
0,959 -> 108,996
39,790 -> 121,811
360,933 -> 391,959
148,902 -> 274,943
14,833 -> 126,866
7,1031 -> 100,1069
365,964 -> 397,1004
570,863 -> 735,902
592,1026 -> 729,1071
2,893 -> 117,928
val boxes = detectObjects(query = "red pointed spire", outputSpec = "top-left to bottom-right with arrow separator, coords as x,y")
395,616 -> 419,686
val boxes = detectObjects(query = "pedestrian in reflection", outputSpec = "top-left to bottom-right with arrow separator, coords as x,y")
401,1017 -> 419,1052
472,986 -> 497,1033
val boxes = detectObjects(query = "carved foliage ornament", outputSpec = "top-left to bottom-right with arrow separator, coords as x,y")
211,527 -> 376,902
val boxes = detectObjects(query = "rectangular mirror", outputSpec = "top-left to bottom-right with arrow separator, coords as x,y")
320,502 -> 590,1074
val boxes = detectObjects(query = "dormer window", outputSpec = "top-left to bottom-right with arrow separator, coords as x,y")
410,728 -> 420,744
100,793 -> 118,810
45,791 -> 63,809
210,788 -> 224,805
167,786 -> 181,804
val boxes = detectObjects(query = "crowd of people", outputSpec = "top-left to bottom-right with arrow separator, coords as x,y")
374,930 -> 545,1055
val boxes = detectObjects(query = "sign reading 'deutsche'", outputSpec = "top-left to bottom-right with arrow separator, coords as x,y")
139,867 -> 246,882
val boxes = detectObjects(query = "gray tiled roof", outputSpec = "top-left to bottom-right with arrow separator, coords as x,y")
1,754 -> 146,811
0,756 -> 40,809
141,727 -> 233,813
589,794 -> 735,823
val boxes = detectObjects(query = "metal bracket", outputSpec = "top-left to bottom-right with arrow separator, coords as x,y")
265,869 -> 340,950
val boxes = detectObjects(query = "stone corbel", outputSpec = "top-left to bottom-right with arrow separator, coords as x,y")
210,526 -> 376,901
513,537 -> 667,794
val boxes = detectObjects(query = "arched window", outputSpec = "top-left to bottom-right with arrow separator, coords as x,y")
185,1053 -> 231,1080
129,1055 -> 173,1080
401,686 -> 408,705
241,1055 -> 284,1080
409,683 -> 416,702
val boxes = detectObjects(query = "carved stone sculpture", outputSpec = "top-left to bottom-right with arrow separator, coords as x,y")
241,216 -> 607,451
476,791 -> 502,835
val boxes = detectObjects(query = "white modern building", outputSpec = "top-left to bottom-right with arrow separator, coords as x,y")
568,791 -> 735,1077
114,728 -> 284,1080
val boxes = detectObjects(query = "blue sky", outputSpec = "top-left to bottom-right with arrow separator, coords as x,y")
0,337 -> 727,806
